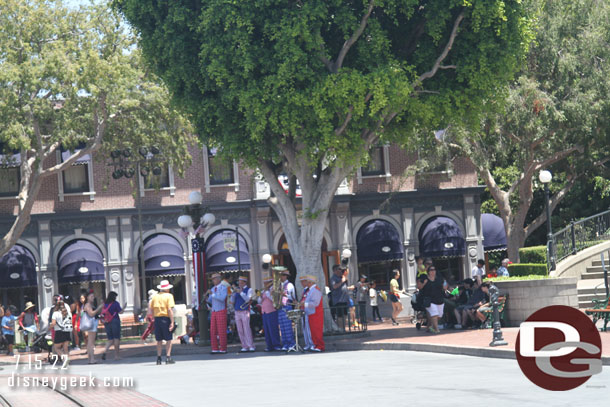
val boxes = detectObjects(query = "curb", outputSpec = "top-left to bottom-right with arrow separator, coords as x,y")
328,341 -> 610,366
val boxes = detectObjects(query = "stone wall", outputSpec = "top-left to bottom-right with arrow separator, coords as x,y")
495,278 -> 578,326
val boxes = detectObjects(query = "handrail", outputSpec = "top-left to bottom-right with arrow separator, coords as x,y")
551,209 -> 610,266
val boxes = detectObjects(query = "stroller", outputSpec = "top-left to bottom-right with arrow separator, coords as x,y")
31,330 -> 55,363
408,291 -> 428,330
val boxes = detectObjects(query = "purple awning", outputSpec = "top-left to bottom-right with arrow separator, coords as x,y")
419,216 -> 465,258
0,245 -> 37,288
142,234 -> 185,277
482,213 -> 507,252
205,229 -> 250,273
356,220 -> 404,263
58,240 -> 105,283
61,150 -> 90,165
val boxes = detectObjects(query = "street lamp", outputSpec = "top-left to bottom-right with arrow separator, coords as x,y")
108,146 -> 165,311
539,170 -> 556,270
178,191 -> 215,345
488,283 -> 508,347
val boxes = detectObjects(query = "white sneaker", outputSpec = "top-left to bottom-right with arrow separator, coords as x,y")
438,324 -> 445,330
248,348 -> 255,352
454,324 -> 462,329
72,347 -> 80,351
25,346 -> 30,352
240,348 -> 248,352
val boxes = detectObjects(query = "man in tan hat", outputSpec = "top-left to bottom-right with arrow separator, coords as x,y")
298,275 -> 314,351
258,276 -> 281,351
17,301 -> 39,352
205,273 -> 228,354
149,280 -> 175,364
230,276 -> 255,352
277,267 -> 296,351
300,275 -> 324,352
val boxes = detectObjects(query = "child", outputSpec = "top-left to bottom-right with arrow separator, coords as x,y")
369,281 -> 382,322
2,307 -> 17,356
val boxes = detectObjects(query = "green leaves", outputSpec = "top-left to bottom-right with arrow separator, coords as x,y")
0,0 -> 193,170
115,0 -> 531,173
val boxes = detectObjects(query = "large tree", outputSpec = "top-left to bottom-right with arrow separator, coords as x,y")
0,0 -> 193,257
115,0 -> 532,290
442,0 -> 610,262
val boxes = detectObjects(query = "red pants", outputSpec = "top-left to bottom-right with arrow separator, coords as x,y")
308,310 -> 325,351
210,309 -> 227,351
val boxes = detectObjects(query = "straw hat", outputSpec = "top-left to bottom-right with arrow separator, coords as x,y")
147,289 -> 158,298
157,280 -> 173,290
305,275 -> 317,283
238,276 -> 248,282
24,302 -> 35,311
210,273 -> 221,280
263,276 -> 273,283
280,270 -> 291,276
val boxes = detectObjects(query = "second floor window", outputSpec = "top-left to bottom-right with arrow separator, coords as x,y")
362,146 -> 385,176
208,148 -> 234,185
62,163 -> 89,193
144,164 -> 170,189
0,167 -> 19,197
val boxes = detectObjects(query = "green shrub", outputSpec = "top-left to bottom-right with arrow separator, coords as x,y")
484,275 -> 550,282
519,246 -> 547,264
507,263 -> 548,276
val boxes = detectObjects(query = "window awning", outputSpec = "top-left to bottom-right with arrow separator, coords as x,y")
482,213 -> 507,252
205,230 -> 250,273
0,245 -> 37,288
143,234 -> 185,277
419,216 -> 465,258
61,150 -> 90,165
356,220 -> 404,263
58,240 -> 105,283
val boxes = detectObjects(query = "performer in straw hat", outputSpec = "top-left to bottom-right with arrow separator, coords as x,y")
206,273 -> 228,354
277,267 -> 296,351
300,275 -> 325,352
230,276 -> 255,352
149,280 -> 176,364
258,276 -> 281,352
298,275 -> 314,351
17,301 -> 38,352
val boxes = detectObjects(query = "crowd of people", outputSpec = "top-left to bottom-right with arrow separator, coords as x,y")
0,256 -> 508,362
411,256 -> 509,332
0,289 -> 125,364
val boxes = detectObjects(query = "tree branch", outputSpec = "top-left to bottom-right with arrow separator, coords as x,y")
417,11 -> 465,83
333,0 -> 375,73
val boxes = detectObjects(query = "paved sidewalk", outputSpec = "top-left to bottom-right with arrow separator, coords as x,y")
1,318 -> 608,366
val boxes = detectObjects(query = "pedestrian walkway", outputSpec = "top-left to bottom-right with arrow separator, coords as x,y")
0,318 -> 608,367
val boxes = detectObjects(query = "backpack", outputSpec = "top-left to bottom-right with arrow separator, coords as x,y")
100,303 -> 116,324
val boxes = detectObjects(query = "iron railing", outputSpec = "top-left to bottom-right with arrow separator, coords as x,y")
329,303 -> 368,333
551,209 -> 610,266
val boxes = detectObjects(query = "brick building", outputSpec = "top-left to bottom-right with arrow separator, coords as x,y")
0,144 -> 485,314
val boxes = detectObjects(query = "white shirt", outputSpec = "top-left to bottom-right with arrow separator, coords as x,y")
369,288 -> 378,306
471,266 -> 485,278
52,311 -> 73,332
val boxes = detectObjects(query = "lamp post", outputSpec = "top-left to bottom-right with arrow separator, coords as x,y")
539,170 -> 556,271
488,283 -> 508,347
108,146 -> 165,312
178,191 -> 215,345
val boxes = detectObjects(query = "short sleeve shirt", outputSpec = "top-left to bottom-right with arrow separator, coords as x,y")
150,293 -> 175,317
330,274 -> 349,304
105,301 -> 122,321
390,278 -> 400,294
1,315 -> 16,335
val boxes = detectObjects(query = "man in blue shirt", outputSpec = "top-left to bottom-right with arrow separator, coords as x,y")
2,307 -> 17,356
497,258 -> 510,277
454,282 -> 490,329
207,273 -> 228,354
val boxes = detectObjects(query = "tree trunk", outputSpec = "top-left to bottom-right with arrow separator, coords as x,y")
506,226 -> 526,264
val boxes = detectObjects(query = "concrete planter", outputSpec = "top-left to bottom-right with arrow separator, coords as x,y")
495,277 -> 578,326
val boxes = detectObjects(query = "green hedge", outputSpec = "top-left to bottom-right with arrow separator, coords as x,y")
507,263 -> 548,277
519,246 -> 547,264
